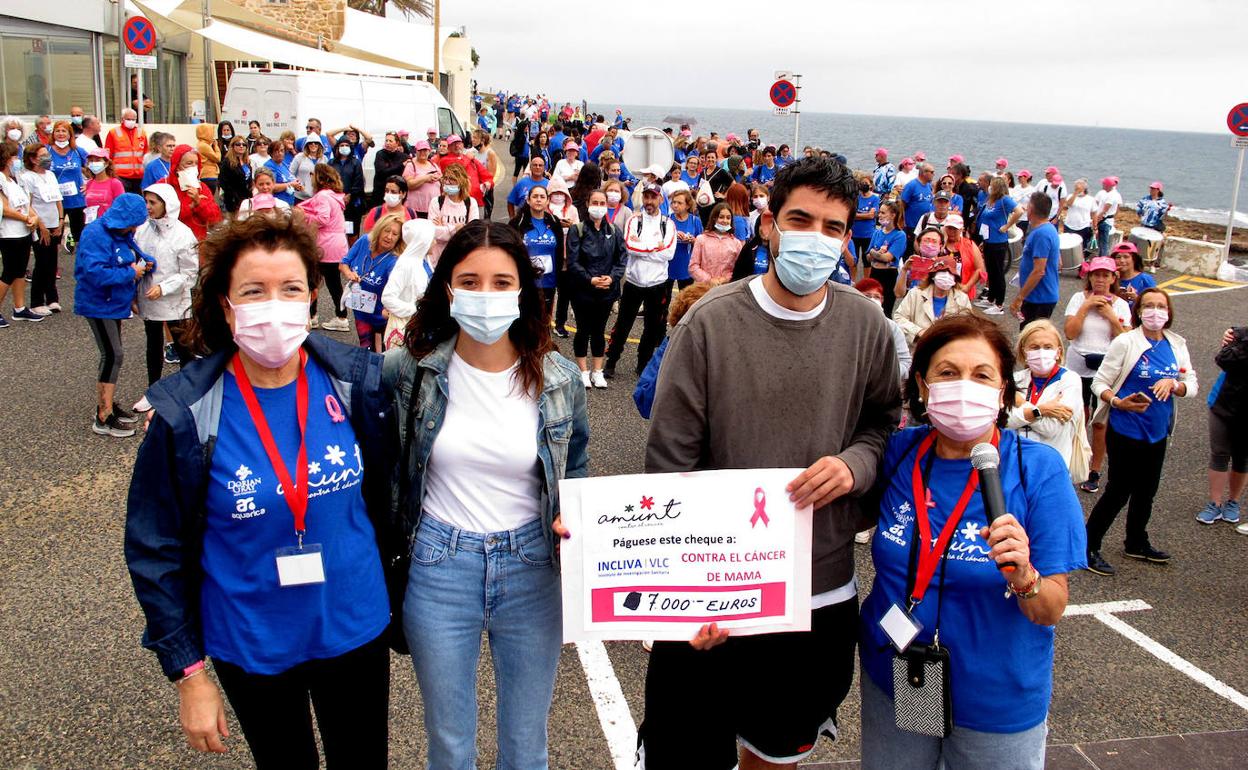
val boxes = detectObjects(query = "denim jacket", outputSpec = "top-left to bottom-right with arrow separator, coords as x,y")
124,335 -> 399,680
383,337 -> 590,563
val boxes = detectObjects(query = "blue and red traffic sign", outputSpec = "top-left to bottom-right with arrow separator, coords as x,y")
124,16 -> 157,56
770,80 -> 796,109
1228,103 -> 1248,137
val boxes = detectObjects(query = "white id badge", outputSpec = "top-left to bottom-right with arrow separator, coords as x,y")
880,603 -> 923,653
344,221 -> 355,235
979,223 -> 990,241
59,181 -> 78,198
84,205 -> 99,224
345,285 -> 377,314
275,544 -> 326,587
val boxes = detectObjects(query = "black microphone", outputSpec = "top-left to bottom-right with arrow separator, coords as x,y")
970,443 -> 1016,574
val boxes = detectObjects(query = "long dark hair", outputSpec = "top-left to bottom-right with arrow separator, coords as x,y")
570,162 -> 602,210
404,220 -> 554,397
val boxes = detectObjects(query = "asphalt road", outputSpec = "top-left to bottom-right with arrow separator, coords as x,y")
1,187 -> 1246,769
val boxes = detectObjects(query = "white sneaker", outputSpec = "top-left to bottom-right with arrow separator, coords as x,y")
324,317 -> 351,332
30,305 -> 52,316
972,297 -> 991,308
591,370 -> 608,389
581,370 -> 591,388
47,302 -> 61,312
1236,522 -> 1248,536
983,305 -> 1005,316
310,315 -> 321,328
855,528 -> 873,544
132,396 -> 152,413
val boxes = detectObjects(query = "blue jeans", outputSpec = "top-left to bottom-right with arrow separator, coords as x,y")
1097,219 -> 1113,256
860,674 -> 1047,770
403,515 -> 562,770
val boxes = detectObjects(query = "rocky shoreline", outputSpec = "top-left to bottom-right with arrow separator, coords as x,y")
1112,209 -> 1248,258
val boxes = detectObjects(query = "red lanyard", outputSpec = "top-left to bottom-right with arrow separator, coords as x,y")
233,349 -> 310,537
1028,365 -> 1061,405
908,428 -> 999,606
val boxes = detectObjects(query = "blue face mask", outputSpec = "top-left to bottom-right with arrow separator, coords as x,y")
772,224 -> 844,296
450,288 -> 521,345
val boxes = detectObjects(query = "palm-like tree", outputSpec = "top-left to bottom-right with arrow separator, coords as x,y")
347,0 -> 433,18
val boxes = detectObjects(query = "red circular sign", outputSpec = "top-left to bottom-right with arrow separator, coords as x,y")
273,112 -> 280,120
123,16 -> 157,56
770,80 -> 796,108
1228,103 -> 1248,137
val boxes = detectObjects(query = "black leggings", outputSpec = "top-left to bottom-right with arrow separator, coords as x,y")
0,236 -> 31,285
314,263 -> 347,319
87,317 -> 124,384
1086,425 -> 1168,551
143,320 -> 190,385
869,267 -> 899,317
571,297 -> 612,358
29,231 -> 60,307
607,280 -> 671,372
555,271 -> 572,328
65,207 -> 86,244
214,634 -> 390,770
982,241 -> 1009,307
853,236 -> 873,265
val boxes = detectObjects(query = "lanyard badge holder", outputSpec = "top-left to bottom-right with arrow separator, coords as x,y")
234,350 -> 325,587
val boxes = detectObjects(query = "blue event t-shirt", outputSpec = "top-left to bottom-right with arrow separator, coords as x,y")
1120,272 -> 1157,308
733,214 -> 751,242
977,196 -> 1017,244
752,242 -> 770,274
142,157 -> 171,191
49,145 -> 88,209
900,178 -> 934,229
1019,222 -> 1061,304
202,357 -> 389,674
264,159 -> 297,205
751,163 -> 777,186
868,227 -> 906,269
860,428 -> 1086,733
524,218 -> 559,289
344,236 -> 399,326
507,176 -> 548,208
670,213 -> 703,281
932,295 -> 948,318
853,194 -> 880,239
1110,336 -> 1178,443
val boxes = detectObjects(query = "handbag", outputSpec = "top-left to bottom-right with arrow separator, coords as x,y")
383,313 -> 409,351
892,643 -> 953,737
1082,352 -> 1106,370
1068,420 -> 1092,484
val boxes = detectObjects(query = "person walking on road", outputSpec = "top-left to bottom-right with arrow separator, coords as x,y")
1010,192 -> 1061,327
604,182 -> 676,379
0,140 -> 44,327
566,188 -> 628,388
1196,326 -> 1248,529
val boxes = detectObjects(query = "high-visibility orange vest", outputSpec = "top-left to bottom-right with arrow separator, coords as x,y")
106,127 -> 147,179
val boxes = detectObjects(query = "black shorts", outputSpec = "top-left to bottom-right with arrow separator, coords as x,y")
637,596 -> 858,769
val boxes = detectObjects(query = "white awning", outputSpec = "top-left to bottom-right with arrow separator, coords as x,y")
338,8 -> 455,73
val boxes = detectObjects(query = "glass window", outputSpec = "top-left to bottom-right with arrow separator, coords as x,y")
48,37 -> 94,115
103,38 -> 119,121
1,35 -> 52,115
156,50 -> 186,123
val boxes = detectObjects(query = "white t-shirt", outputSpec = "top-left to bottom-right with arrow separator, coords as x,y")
1064,291 -> 1131,377
423,352 -> 542,533
75,135 -> 99,154
661,179 -> 689,199
249,153 -> 270,175
552,158 -> 583,185
0,176 -> 32,238
1036,181 -> 1065,218
1011,184 -> 1035,222
1094,188 -> 1122,219
19,169 -> 62,225
1064,194 -> 1097,231
895,169 -> 919,189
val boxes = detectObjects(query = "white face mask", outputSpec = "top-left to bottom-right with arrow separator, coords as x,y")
587,205 -> 608,220
923,379 -> 1002,442
450,288 -> 521,345
714,222 -> 732,233
932,272 -> 957,291
384,192 -> 403,207
1140,307 -> 1168,331
606,191 -> 621,205
753,197 -> 768,210
54,140 -> 70,149
443,184 -> 460,197
338,146 -> 351,157
1025,348 -> 1058,375
229,298 -> 309,368
6,128 -> 21,141
122,119 -> 137,130
87,161 -> 106,175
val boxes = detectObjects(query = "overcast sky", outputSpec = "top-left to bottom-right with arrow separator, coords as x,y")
437,0 -> 1247,134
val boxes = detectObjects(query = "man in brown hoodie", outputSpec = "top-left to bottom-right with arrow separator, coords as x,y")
638,157 -> 901,770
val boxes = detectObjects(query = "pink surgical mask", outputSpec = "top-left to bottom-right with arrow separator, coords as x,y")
1140,307 -> 1168,331
918,242 -> 941,258
923,379 -> 1001,442
229,298 -> 309,368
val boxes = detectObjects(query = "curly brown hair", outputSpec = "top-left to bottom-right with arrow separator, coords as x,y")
668,281 -> 715,326
312,163 -> 342,193
180,213 -> 320,356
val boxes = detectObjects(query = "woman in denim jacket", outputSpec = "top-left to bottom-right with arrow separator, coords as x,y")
384,219 -> 589,769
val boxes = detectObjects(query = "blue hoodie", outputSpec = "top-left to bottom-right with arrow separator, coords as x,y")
73,193 -> 155,319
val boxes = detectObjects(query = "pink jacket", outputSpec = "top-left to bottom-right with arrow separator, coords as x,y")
297,190 -> 348,263
689,232 -> 742,282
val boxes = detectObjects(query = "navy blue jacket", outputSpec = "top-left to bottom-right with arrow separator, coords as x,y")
124,335 -> 398,679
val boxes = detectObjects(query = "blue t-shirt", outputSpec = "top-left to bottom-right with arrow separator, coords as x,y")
868,227 -> 906,269
932,295 -> 948,318
861,428 -> 1086,733
670,213 -> 703,281
524,218 -> 559,289
732,214 -> 751,242
853,194 -> 880,239
508,176 -> 547,208
202,357 -> 389,674
680,171 -> 701,189
752,242 -> 770,274
1019,222 -> 1061,304
1120,272 -> 1157,308
751,163 -> 778,186
344,236 -> 399,326
1110,336 -> 1178,443
49,145 -> 88,209
264,158 -> 297,205
142,157 -> 171,191
900,178 -> 934,229
977,196 -> 1017,244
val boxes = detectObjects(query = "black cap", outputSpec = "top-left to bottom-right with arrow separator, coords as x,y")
934,190 -> 953,202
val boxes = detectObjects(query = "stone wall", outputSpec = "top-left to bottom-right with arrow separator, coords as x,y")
1160,236 -> 1225,279
227,0 -> 345,48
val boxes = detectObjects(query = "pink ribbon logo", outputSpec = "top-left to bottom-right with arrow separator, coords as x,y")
325,394 -> 345,423
751,487 -> 769,528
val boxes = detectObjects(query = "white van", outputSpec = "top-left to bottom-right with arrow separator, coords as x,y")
220,68 -> 468,193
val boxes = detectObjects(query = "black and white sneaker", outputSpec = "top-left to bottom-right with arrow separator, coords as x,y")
11,307 -> 45,322
111,402 -> 139,426
93,413 -> 136,438
163,342 -> 180,365
1085,550 -> 1116,576
1123,544 -> 1171,564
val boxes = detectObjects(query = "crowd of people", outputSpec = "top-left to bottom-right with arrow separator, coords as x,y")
0,94 -> 1241,770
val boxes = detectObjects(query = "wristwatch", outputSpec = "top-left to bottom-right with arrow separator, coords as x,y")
1029,405 -> 1042,420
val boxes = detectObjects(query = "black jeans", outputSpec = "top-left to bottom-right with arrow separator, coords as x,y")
314,263 -> 347,319
554,271 -> 572,329
1020,301 -> 1056,329
982,241 -> 1009,307
571,296 -> 612,358
213,634 -> 390,770
30,231 -> 61,307
143,319 -> 190,385
1086,424 -> 1168,551
607,280 -> 670,372
483,186 -> 496,221
868,267 -> 899,317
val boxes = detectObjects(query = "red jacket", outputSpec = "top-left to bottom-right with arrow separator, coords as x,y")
166,144 -> 222,241
435,152 -> 489,207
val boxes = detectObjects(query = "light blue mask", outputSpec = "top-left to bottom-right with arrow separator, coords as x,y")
772,224 -> 844,296
450,288 -> 521,345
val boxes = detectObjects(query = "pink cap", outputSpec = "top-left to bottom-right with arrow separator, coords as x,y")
995,157 -> 1008,167
1101,176 -> 1118,186
680,128 -> 691,137
1149,181 -> 1164,191
875,147 -> 888,156
949,154 -> 963,163
1082,256 -> 1118,276
1052,174 -> 1064,184
1018,169 -> 1032,179
414,140 -> 431,151
426,127 -> 437,135
250,193 -> 277,211
446,134 -> 463,145
900,157 -> 915,168
726,133 -> 739,142
942,213 -> 965,230
87,147 -> 110,159
914,151 -> 926,161
397,129 -> 409,137
563,140 -> 579,151
1044,166 -> 1059,175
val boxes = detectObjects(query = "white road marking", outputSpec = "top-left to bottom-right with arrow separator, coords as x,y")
576,641 -> 638,770
1063,598 -> 1248,713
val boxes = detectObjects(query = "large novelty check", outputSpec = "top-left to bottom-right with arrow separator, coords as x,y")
558,469 -> 813,643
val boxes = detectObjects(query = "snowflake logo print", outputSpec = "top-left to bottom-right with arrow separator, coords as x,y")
324,445 -> 347,466
308,461 -> 322,475
961,522 -> 982,542
235,464 -> 252,481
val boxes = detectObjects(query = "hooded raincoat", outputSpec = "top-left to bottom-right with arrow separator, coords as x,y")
134,183 -> 199,322
165,144 -> 222,241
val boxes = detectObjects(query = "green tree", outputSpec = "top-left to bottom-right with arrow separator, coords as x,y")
348,0 -> 432,18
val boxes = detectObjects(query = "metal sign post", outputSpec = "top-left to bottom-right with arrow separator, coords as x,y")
771,71 -> 801,150
1224,103 -> 1248,264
